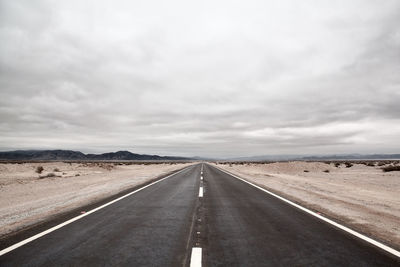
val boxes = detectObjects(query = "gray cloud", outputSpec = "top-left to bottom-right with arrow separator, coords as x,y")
1,0 -> 400,157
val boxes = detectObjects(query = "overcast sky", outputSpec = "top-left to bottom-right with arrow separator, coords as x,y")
1,0 -> 399,157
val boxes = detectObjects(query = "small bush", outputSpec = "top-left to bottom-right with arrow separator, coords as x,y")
382,166 -> 400,172
36,166 -> 44,174
75,173 -> 80,176
366,162 -> 375,167
345,162 -> 353,168
334,162 -> 341,167
303,170 -> 309,172
39,173 -> 56,179
323,169 -> 330,173
53,168 -> 60,172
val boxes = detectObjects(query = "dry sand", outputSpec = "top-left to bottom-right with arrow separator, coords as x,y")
213,161 -> 400,249
0,162 -> 192,238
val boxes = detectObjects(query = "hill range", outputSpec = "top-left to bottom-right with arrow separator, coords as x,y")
0,150 -> 191,161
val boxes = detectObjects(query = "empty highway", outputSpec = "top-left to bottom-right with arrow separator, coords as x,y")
0,163 -> 399,266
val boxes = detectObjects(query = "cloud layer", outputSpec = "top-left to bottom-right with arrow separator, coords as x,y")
1,0 -> 400,157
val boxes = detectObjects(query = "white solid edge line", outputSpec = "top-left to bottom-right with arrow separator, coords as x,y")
199,186 -> 203,197
214,165 -> 400,258
0,166 -> 192,257
190,247 -> 202,267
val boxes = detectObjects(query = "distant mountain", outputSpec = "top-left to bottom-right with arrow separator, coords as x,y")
0,150 -> 192,161
0,150 -> 87,160
227,155 -> 302,161
85,150 -> 189,161
301,154 -> 400,160
225,153 -> 400,161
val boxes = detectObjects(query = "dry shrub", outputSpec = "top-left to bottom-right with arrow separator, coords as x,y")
345,162 -> 353,168
39,173 -> 57,179
35,166 -> 44,174
382,166 -> 400,172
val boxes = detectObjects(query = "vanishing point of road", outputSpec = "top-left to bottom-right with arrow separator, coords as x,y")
1,163 -> 399,266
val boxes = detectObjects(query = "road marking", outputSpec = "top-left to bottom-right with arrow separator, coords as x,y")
199,186 -> 203,197
190,247 -> 202,267
0,166 -> 193,257
200,176 -> 203,181
215,165 -> 400,258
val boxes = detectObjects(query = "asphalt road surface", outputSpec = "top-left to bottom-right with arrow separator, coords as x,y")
1,163 -> 399,266
201,164 -> 399,266
0,165 -> 200,266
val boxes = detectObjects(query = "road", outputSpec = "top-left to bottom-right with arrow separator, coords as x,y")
1,163 -> 399,266
0,165 -> 200,266
202,164 -> 399,266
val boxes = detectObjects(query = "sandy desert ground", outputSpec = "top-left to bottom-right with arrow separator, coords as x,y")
0,162 -> 192,238
213,161 -> 400,249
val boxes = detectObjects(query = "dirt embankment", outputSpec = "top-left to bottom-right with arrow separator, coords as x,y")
212,161 -> 400,249
0,162 -> 193,238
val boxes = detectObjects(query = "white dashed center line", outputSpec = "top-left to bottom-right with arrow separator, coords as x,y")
199,186 -> 203,197
190,247 -> 202,267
